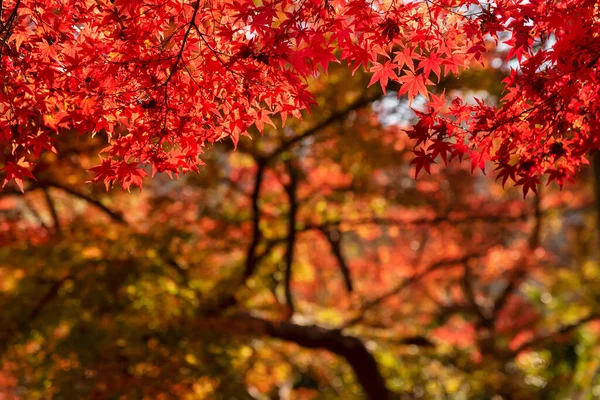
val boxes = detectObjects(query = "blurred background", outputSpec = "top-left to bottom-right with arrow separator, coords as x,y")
1,49 -> 600,399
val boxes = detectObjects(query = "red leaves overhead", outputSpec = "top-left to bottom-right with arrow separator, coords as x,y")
402,0 -> 600,196
88,159 -> 148,192
0,0 -> 599,194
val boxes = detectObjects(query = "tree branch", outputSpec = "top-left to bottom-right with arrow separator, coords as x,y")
461,262 -> 491,328
283,160 -> 299,314
244,159 -> 266,281
195,314 -> 394,400
510,312 -> 600,356
40,180 -> 126,225
266,92 -> 380,161
204,159 -> 267,313
342,246 -> 497,329
0,274 -> 72,355
42,187 -> 60,235
323,227 -> 353,292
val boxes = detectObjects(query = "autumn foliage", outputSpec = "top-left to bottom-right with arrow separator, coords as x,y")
2,0 -> 600,193
3,1 -> 600,399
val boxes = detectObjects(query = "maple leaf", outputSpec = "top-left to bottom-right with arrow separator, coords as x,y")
43,114 -> 62,130
397,72 -> 431,104
79,97 -> 97,115
27,131 -> 58,158
393,47 -> 415,72
250,109 -> 275,134
468,150 -> 489,174
368,61 -> 398,95
38,39 -> 58,61
516,175 -> 541,198
428,90 -> 446,113
450,142 -> 469,163
2,159 -> 36,192
10,30 -> 29,52
343,45 -> 375,75
495,164 -> 518,188
547,165 -> 575,189
410,148 -> 435,178
417,52 -> 441,81
429,138 -> 451,166
118,163 -> 148,191
441,53 -> 465,77
89,158 -> 117,191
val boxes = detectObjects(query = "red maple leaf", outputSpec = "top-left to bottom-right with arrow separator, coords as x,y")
2,159 -> 36,192
397,72 -> 431,104
411,148 -> 435,178
368,61 -> 398,95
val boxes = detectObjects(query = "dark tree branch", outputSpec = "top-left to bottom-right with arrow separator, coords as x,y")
37,181 -> 191,282
528,192 -> 543,250
266,92 -> 381,161
28,275 -> 72,322
342,247 -> 496,329
196,314 -> 394,400
283,160 -> 299,314
244,159 -> 266,280
301,213 -> 530,232
255,238 -> 283,264
203,159 -> 267,313
323,227 -> 353,292
294,204 -> 590,233
39,180 -> 126,225
22,197 -> 48,230
0,0 -> 19,58
0,275 -> 72,355
163,0 -> 202,86
510,312 -> 600,356
490,267 -> 526,325
42,187 -> 60,235
461,262 -> 491,328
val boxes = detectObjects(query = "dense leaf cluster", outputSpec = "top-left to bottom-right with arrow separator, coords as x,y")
2,0 -> 598,193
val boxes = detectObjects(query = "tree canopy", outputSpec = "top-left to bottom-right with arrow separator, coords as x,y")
2,0 -> 600,192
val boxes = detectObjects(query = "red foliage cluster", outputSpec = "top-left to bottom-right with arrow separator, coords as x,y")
405,0 -> 600,195
1,0 -> 599,193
